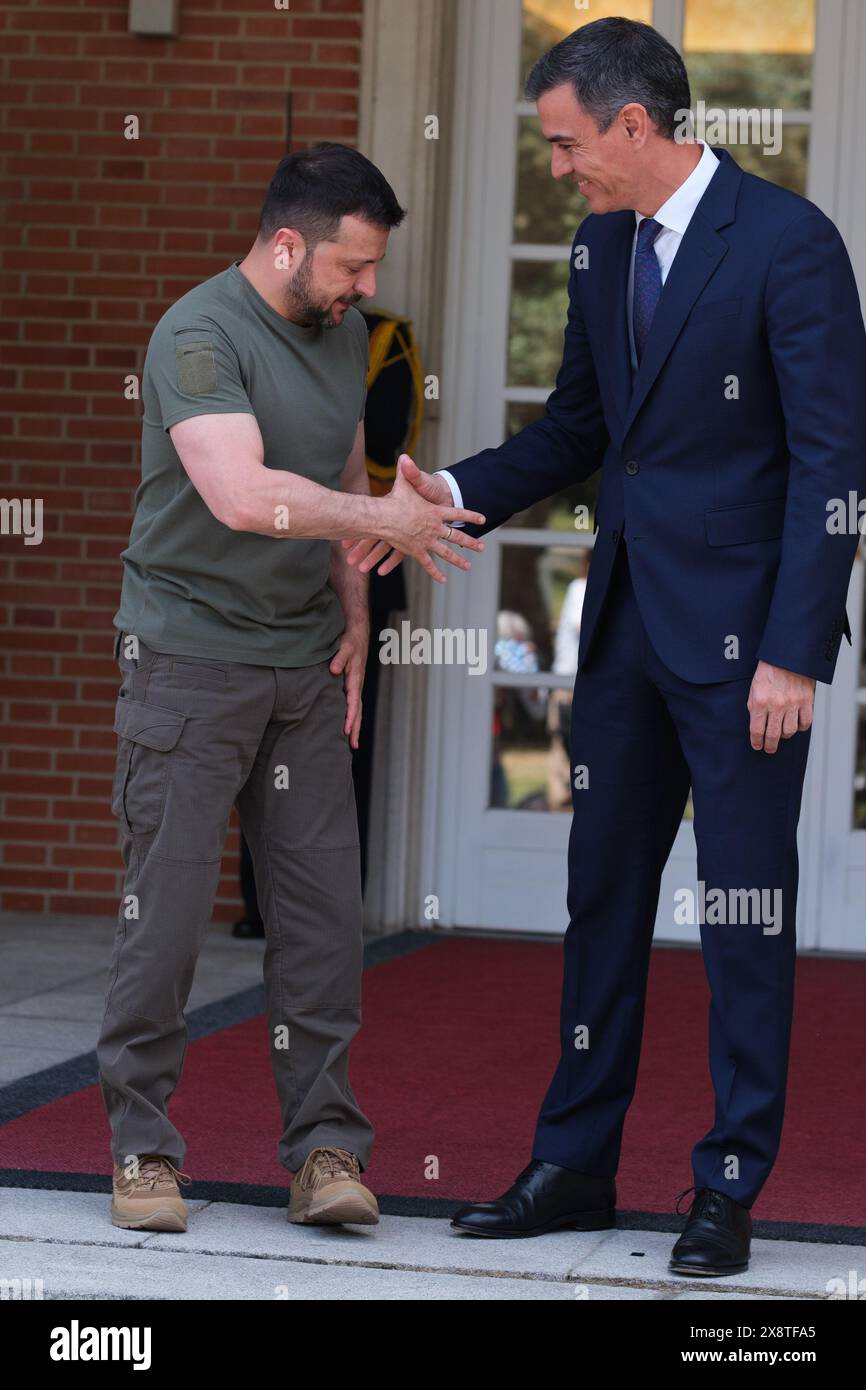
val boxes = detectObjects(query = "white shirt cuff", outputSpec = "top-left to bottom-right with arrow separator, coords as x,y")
437,469 -> 465,526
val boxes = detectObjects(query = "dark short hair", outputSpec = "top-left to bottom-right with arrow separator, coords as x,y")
258,142 -> 406,245
524,16 -> 691,140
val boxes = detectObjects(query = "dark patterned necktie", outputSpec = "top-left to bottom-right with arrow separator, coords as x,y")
633,216 -> 663,365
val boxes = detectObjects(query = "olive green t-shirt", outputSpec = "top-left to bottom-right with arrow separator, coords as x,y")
114,260 -> 369,666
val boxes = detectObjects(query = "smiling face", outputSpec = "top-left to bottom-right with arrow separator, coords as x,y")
537,82 -> 645,215
284,214 -> 388,328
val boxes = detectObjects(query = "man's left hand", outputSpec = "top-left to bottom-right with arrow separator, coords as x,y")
330,625 -> 369,750
747,660 -> 815,754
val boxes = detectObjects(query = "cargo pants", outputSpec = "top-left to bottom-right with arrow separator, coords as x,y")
97,630 -> 374,1175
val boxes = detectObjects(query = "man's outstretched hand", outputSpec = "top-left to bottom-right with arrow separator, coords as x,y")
747,660 -> 815,753
343,455 -> 484,583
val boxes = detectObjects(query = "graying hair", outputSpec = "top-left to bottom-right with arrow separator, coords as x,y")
524,16 -> 691,141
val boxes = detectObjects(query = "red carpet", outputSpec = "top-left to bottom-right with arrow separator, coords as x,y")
1,938 -> 863,1227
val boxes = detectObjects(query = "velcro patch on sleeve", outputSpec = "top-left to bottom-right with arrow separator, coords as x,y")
176,341 -> 217,395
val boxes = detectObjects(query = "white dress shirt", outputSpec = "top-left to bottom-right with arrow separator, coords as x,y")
439,141 -> 720,512
626,139 -> 719,370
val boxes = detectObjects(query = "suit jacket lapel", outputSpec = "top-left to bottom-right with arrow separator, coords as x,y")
603,147 -> 744,441
622,219 -> 729,437
602,212 -> 636,433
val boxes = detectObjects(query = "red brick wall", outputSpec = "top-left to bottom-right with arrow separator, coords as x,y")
0,0 -> 363,917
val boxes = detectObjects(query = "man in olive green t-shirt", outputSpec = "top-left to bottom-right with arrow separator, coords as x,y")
99,143 -> 485,1237
117,257 -> 371,667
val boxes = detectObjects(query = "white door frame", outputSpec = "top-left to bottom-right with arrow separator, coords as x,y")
357,0 -> 458,934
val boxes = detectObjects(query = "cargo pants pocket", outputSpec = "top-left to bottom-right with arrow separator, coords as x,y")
111,696 -> 188,836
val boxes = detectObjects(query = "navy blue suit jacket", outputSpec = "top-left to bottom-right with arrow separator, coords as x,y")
449,147 -> 866,683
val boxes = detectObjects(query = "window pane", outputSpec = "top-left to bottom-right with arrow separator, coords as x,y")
491,686 -> 572,813
684,0 -> 815,110
520,0 -> 652,98
508,260 -> 569,387
707,125 -> 809,195
498,542 -> 591,674
854,721 -> 866,830
514,116 -> 588,244
492,686 -> 695,817
504,402 -> 600,531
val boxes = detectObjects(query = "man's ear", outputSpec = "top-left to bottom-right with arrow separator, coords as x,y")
620,102 -> 649,147
272,228 -> 306,272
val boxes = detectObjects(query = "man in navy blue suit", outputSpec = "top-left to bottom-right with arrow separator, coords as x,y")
344,18 -> 866,1274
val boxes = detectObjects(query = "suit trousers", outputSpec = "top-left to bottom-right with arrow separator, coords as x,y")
532,540 -> 811,1207
97,632 -> 374,1174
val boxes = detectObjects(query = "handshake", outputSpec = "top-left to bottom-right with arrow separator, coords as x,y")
342,454 -> 486,585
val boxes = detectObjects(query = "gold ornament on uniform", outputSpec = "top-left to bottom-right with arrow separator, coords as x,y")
360,309 -> 424,497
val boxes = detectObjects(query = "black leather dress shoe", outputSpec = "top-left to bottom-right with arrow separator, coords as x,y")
450,1159 -> 616,1238
669,1187 -> 751,1275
